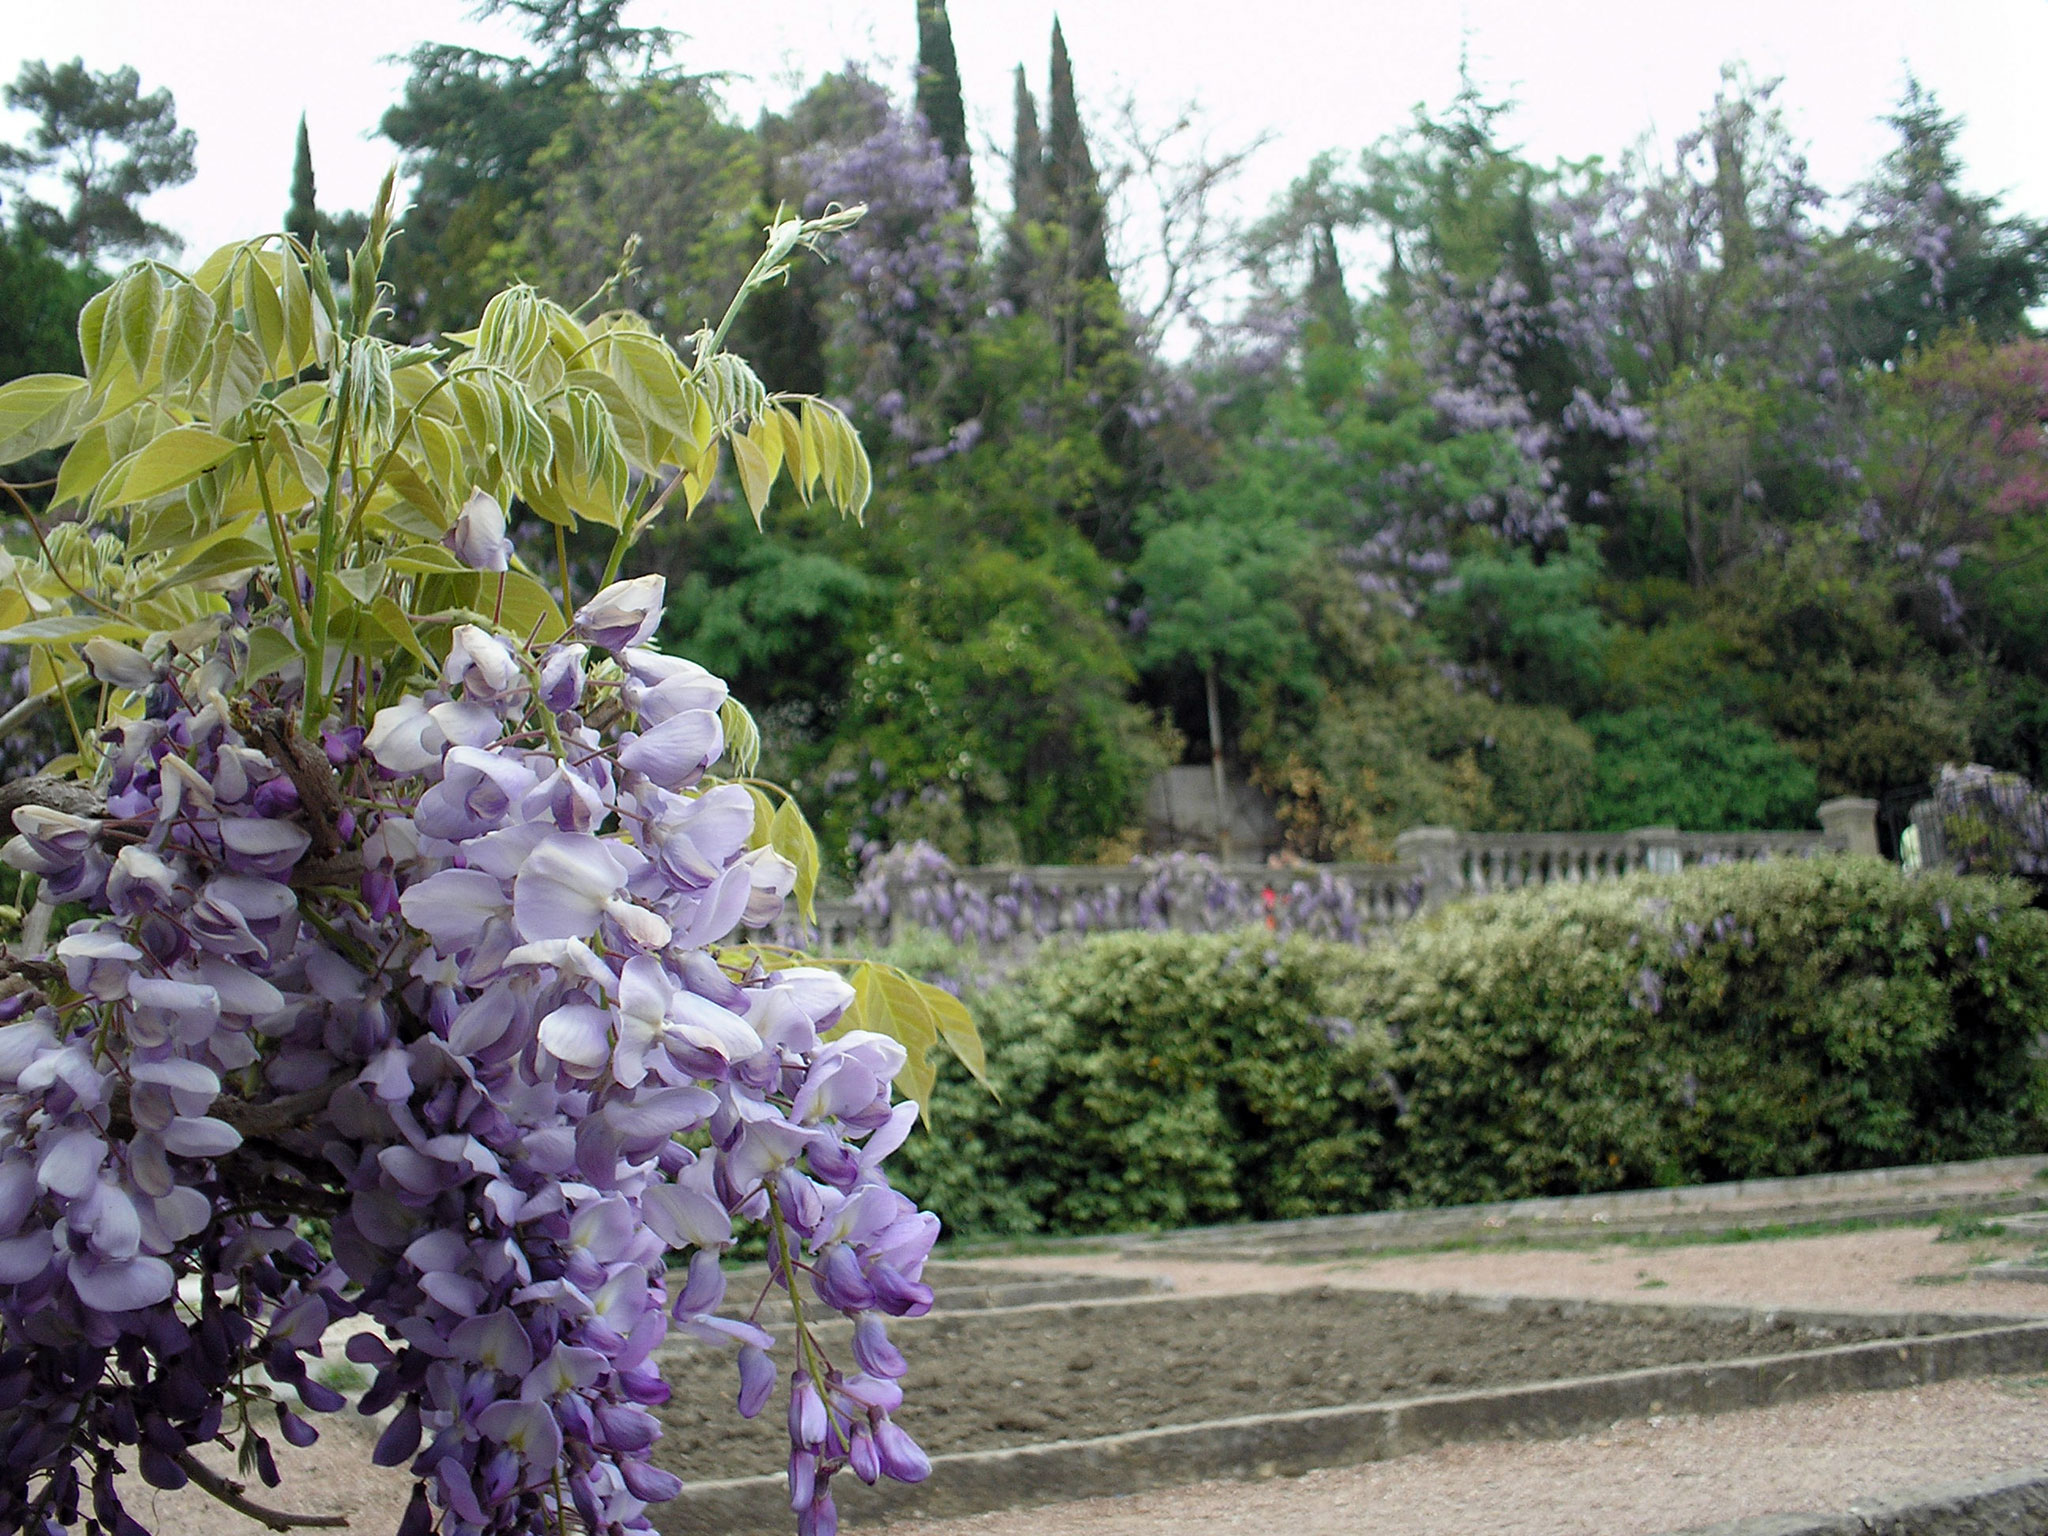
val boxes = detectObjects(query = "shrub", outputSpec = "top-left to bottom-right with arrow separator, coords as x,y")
886,930 -> 1393,1237
1363,858 -> 2048,1204
1582,700 -> 1819,830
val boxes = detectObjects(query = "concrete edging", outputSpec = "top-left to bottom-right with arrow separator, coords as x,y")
1668,1461 -> 2048,1535
656,1319 -> 2048,1533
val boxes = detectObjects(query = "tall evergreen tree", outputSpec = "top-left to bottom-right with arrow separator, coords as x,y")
1042,20 -> 1109,287
999,65 -> 1047,312
286,115 -> 318,248
0,59 -> 195,261
914,0 -> 973,204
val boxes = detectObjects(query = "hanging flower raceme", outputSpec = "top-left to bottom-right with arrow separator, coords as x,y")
0,204 -> 949,1536
0,580 -> 939,1536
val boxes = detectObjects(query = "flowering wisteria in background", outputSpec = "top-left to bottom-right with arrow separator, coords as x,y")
844,841 -> 1423,953
1915,764 -> 2048,893
795,73 -> 982,461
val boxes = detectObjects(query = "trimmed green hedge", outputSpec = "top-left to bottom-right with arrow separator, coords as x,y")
890,859 -> 2048,1239
887,930 -> 1390,1236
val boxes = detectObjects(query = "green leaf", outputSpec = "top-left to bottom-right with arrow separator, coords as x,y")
386,545 -> 471,577
770,794 -> 821,925
161,282 -> 216,392
111,426 -> 241,503
729,427 -> 774,528
151,536 -> 270,593
719,696 -> 762,776
372,595 -> 435,668
244,624 -> 300,683
335,563 -> 388,606
743,784 -> 776,851
0,613 -> 147,646
117,267 -> 164,378
848,963 -> 941,1111
0,374 -> 90,465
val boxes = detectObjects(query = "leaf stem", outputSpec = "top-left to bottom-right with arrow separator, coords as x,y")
0,483 -> 126,622
251,442 -> 315,659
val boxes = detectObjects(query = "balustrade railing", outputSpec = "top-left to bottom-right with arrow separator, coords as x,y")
777,805 -> 1865,954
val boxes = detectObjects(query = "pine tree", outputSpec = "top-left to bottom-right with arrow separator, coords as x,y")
286,114 -> 318,248
914,0 -> 972,204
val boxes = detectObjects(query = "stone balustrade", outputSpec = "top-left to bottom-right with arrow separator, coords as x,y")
786,799 -> 1879,952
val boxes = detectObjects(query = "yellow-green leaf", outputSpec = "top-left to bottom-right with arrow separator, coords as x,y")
729,427 -> 774,527
720,696 -> 762,776
161,282 -> 216,391
0,614 -> 147,646
112,426 -> 240,503
117,267 -> 164,378
769,794 -> 821,925
242,258 -> 286,372
150,536 -> 271,594
743,784 -> 776,851
919,981 -> 988,1090
386,546 -> 471,577
848,963 -> 941,1111
372,596 -> 435,668
0,374 -> 90,465
496,570 -> 567,644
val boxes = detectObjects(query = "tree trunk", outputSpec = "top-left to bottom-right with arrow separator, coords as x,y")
1205,660 -> 1232,860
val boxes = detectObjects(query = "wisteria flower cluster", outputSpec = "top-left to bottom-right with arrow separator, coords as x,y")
0,576 -> 939,1535
0,196 -> 959,1536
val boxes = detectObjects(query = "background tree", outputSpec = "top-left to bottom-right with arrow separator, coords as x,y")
914,0 -> 973,203
0,58 -> 195,261
284,113 -> 317,247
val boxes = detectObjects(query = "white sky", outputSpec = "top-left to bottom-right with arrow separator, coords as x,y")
0,0 -> 2043,277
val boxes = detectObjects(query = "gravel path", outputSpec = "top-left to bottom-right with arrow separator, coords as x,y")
110,1222 -> 2048,1534
875,1376 -> 2048,1536
984,1222 -> 2048,1317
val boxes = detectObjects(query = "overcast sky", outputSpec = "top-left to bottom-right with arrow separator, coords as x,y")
1,1 -> 2044,271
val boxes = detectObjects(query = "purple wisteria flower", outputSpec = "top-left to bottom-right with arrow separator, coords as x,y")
0,581 -> 939,1536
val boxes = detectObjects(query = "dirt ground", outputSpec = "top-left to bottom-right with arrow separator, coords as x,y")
652,1287 -> 1911,1482
983,1220 -> 2048,1317
110,1221 -> 2048,1534
876,1375 -> 2048,1536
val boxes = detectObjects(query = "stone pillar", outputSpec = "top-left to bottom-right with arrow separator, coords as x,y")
1394,826 -> 1464,910
1818,796 -> 1880,857
1631,826 -> 1683,876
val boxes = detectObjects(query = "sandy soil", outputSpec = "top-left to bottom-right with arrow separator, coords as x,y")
877,1376 -> 2048,1536
110,1221 -> 2048,1535
653,1288 -> 1903,1482
982,1221 -> 2048,1317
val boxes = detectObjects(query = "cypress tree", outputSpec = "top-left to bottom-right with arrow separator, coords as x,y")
914,0 -> 973,204
1303,225 -> 1356,352
999,65 -> 1047,312
286,115 -> 318,248
1042,19 -> 1109,286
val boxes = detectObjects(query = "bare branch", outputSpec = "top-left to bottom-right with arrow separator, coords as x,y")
173,1449 -> 349,1531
